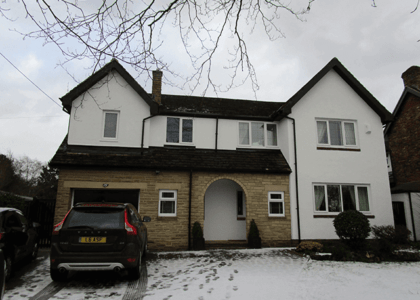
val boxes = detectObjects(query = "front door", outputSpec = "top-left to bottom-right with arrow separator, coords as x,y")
392,201 -> 407,228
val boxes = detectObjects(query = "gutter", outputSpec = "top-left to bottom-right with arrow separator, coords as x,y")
141,115 -> 157,149
285,116 -> 301,244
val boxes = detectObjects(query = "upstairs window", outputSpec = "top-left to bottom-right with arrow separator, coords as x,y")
316,119 -> 357,148
239,122 -> 277,147
103,111 -> 119,139
314,184 -> 370,213
166,117 -> 193,144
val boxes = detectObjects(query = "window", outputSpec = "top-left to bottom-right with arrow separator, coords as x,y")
237,191 -> 245,218
268,192 -> 285,217
239,122 -> 278,147
166,117 -> 193,144
314,184 -> 370,213
159,190 -> 177,217
103,111 -> 119,139
316,119 -> 357,148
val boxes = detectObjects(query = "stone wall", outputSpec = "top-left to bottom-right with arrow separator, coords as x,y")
55,168 -> 291,251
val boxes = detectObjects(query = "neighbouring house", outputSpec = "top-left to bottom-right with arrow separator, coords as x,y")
0,154 -> 14,191
384,66 -> 420,241
50,58 -> 394,251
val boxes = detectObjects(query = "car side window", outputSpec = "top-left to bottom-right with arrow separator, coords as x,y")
5,213 -> 22,228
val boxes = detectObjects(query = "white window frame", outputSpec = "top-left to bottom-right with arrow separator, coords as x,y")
313,183 -> 371,214
268,191 -> 285,217
316,119 -> 359,149
238,121 -> 278,148
158,190 -> 177,217
102,110 -> 119,140
166,117 -> 194,144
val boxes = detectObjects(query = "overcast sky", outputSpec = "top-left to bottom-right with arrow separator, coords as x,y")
0,0 -> 419,163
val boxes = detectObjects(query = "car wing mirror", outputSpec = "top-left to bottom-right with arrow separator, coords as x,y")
142,216 -> 151,222
32,222 -> 41,228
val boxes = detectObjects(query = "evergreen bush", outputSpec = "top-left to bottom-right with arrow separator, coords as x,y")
333,210 -> 371,250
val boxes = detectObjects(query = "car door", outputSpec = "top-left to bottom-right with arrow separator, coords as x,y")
128,208 -> 146,249
4,212 -> 28,261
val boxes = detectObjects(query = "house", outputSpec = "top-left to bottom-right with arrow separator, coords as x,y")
50,58 -> 394,251
384,66 -> 420,241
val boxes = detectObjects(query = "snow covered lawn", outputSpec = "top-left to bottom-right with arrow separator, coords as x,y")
145,248 -> 420,300
4,248 -> 420,299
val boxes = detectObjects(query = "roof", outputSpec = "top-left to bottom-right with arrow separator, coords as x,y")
60,59 -> 158,114
391,181 -> 420,193
158,94 -> 284,120
384,87 -> 420,136
272,58 -> 393,124
50,140 -> 291,174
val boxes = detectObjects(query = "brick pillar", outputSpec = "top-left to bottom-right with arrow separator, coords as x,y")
402,66 -> 420,91
152,70 -> 162,105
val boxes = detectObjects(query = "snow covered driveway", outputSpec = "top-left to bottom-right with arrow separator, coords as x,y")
4,248 -> 420,299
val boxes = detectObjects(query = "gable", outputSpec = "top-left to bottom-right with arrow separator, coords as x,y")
273,58 -> 393,123
60,59 -> 158,114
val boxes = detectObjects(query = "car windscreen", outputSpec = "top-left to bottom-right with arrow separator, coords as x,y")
63,208 -> 125,230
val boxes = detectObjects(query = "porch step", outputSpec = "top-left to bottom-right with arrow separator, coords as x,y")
205,240 -> 248,250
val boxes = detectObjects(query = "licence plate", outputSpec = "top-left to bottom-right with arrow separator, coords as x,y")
79,237 -> 106,243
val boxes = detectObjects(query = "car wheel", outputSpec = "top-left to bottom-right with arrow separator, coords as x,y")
4,256 -> 12,282
127,255 -> 141,280
31,242 -> 39,261
50,268 -> 68,282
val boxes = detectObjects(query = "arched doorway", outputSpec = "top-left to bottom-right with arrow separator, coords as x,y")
203,179 -> 246,241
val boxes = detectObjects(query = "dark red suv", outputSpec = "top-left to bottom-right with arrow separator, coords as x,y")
50,203 -> 150,281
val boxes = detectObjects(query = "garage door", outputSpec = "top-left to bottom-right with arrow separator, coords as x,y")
73,189 -> 140,210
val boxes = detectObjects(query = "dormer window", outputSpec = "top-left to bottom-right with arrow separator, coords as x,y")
103,111 -> 119,139
238,122 -> 277,147
166,117 -> 193,144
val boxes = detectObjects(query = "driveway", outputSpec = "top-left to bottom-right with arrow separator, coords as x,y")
4,248 -> 420,299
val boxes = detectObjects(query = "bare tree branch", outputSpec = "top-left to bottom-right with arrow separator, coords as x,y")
1,0 -> 314,95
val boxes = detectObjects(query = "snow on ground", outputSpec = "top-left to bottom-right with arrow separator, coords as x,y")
4,248 -> 420,299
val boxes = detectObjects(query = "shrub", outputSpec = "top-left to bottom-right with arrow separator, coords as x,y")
333,210 -> 371,250
331,243 -> 352,261
192,221 -> 203,239
296,241 -> 323,253
371,225 -> 412,245
248,219 -> 260,239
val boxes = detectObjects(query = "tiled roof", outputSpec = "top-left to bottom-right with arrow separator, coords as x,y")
50,144 -> 291,174
158,95 -> 284,120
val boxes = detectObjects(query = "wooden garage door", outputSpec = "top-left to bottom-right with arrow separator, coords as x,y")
73,189 -> 140,210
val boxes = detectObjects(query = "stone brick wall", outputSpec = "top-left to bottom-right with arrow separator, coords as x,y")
388,93 -> 420,186
55,168 -> 291,251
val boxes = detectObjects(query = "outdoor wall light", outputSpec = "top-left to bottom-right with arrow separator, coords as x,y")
103,183 -> 109,188
156,170 -> 160,175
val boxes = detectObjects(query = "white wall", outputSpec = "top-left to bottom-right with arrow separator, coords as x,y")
392,193 -> 420,241
286,70 -> 394,240
148,116 -> 283,151
203,179 -> 246,240
68,71 -> 151,148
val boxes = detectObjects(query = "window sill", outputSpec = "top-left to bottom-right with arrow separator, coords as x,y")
164,144 -> 196,149
313,214 -> 375,219
317,147 -> 360,152
157,216 -> 178,220
100,139 -> 119,142
268,215 -> 285,218
237,217 -> 246,221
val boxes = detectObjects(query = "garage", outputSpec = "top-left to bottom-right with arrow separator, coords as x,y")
72,189 -> 140,210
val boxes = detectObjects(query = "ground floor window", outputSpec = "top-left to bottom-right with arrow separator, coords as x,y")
314,184 -> 370,213
268,192 -> 285,217
159,190 -> 177,217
